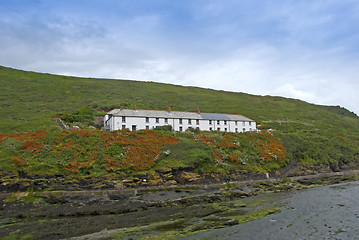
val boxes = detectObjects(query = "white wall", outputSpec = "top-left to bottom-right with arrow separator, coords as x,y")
106,115 -> 256,132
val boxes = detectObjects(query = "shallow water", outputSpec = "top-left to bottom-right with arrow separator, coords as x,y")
182,181 -> 359,240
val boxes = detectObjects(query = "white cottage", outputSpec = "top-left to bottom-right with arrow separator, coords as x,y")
104,105 -> 256,133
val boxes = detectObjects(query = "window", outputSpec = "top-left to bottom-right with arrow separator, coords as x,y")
243,128 -> 246,132
249,128 -> 252,131
242,121 -> 245,126
145,117 -> 149,123
224,128 -> 227,131
217,120 -> 220,125
179,126 -> 183,132
156,118 -> 159,123
235,128 -> 238,132
209,120 -> 212,125
122,116 -> 126,123
179,119 -> 182,124
146,126 -> 149,130
122,125 -> 126,129
209,127 -> 213,131
196,119 -> 199,125
165,118 -> 168,123
224,120 -> 227,125
235,121 -> 238,125
132,125 -> 137,131
217,127 -> 220,131
188,119 -> 192,125
249,121 -> 252,126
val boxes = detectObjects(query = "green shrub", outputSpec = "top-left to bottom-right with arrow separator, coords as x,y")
154,125 -> 173,131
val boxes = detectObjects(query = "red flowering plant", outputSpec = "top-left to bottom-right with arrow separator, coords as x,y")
191,130 -> 287,172
100,129 -> 180,171
0,127 -> 286,175
11,156 -> 27,166
57,129 -> 180,173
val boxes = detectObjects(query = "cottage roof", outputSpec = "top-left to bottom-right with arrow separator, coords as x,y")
200,113 -> 230,121
111,109 -> 199,119
109,109 -> 254,122
226,114 -> 254,121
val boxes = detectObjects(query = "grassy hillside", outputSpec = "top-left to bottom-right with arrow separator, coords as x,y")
1,65 -> 357,133
1,66 -> 358,174
0,129 -> 288,176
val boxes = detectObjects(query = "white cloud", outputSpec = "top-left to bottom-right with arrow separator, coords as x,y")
272,83 -> 317,102
1,0 -> 358,115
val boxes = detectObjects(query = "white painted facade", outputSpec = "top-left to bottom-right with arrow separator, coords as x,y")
104,107 -> 257,133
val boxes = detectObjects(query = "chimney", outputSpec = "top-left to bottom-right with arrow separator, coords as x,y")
195,107 -> 200,114
133,104 -> 137,110
120,106 -> 124,110
166,105 -> 171,112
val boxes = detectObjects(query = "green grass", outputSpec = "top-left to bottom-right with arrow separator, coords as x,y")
0,130 -> 288,176
1,66 -> 359,172
2,233 -> 33,240
1,65 -> 357,133
233,207 -> 281,223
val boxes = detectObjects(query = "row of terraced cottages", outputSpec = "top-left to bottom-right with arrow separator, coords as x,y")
104,105 -> 257,132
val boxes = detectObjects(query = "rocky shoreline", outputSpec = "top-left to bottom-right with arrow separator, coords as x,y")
1,157 -> 358,193
1,166 -> 359,239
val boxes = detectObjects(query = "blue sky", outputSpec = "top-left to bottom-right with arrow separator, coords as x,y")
1,0 -> 358,115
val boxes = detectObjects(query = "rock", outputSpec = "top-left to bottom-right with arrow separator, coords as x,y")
148,179 -> 163,185
178,172 -> 200,184
224,218 -> 239,226
108,194 -> 131,200
164,180 -> 177,185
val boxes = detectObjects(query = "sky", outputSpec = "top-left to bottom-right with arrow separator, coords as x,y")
1,0 -> 358,115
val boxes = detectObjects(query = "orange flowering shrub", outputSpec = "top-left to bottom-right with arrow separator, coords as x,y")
212,150 -> 222,163
63,160 -> 87,173
1,128 -> 286,174
246,132 -> 287,163
216,134 -> 239,149
22,140 -> 43,153
0,133 -> 10,143
100,130 -> 179,171
11,156 -> 27,166
194,135 -> 215,145
0,130 -> 48,142
103,154 -> 122,172
0,129 -> 179,173
191,131 -> 287,170
257,137 -> 287,163
228,154 -> 239,163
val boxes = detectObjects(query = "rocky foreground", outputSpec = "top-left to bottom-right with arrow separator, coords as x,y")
1,163 -> 359,239
1,157 -> 358,192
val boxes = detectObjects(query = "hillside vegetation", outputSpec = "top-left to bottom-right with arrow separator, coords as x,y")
0,66 -> 358,177
0,129 -> 288,176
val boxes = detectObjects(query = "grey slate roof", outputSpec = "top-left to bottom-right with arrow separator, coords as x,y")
200,113 -> 230,121
226,114 -> 254,121
111,109 -> 199,119
108,109 -> 254,122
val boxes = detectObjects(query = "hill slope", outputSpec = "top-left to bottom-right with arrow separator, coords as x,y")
1,66 -> 357,131
1,66 -> 359,173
